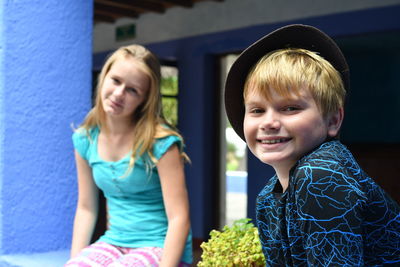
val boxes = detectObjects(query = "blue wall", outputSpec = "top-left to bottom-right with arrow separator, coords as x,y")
0,1 -> 92,254
0,0 -> 4,252
338,33 -> 400,143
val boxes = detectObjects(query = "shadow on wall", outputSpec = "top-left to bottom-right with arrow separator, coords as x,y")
337,31 -> 400,204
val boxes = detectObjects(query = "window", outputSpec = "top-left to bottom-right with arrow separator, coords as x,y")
161,64 -> 179,126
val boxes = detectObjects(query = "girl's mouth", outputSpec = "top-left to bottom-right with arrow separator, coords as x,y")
110,99 -> 123,108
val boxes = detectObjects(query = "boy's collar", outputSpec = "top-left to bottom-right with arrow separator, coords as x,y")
289,138 -> 340,174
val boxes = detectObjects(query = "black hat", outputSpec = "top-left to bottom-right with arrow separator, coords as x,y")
224,24 -> 349,140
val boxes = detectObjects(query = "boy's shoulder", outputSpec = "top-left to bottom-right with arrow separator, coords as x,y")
299,140 -> 352,166
291,140 -> 360,180
290,140 -> 369,189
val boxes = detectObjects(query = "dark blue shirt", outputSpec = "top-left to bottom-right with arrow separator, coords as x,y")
256,140 -> 400,266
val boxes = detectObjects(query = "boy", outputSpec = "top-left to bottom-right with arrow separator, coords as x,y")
224,24 -> 400,266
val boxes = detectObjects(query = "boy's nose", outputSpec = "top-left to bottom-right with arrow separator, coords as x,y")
259,112 -> 281,130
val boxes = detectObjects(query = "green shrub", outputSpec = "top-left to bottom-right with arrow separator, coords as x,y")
198,218 -> 265,267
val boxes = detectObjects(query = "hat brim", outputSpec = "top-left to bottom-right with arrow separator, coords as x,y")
224,24 -> 349,140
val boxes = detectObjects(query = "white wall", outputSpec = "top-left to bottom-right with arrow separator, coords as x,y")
93,0 -> 400,52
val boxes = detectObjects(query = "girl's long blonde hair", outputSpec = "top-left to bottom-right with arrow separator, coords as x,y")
80,44 -> 188,172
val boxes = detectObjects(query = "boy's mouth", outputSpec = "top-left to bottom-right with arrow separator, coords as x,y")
258,138 -> 291,144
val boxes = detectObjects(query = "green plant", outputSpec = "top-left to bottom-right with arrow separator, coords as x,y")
198,218 -> 265,267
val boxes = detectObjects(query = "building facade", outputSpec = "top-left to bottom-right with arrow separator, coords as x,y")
0,0 -> 399,265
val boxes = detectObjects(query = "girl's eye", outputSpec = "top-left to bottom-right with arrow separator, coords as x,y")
127,87 -> 138,94
112,78 -> 120,84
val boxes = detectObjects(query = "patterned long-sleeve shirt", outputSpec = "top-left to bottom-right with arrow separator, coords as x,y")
256,140 -> 400,266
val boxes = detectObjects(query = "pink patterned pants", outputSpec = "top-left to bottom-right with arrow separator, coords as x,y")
65,242 -> 190,267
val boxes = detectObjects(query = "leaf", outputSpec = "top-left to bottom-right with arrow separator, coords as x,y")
198,218 -> 265,266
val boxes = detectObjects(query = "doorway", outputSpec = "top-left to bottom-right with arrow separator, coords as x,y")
218,54 -> 248,228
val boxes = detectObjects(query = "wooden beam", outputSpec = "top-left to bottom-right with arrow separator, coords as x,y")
94,13 -> 115,23
110,0 -> 165,13
95,9 -> 120,19
157,0 -> 193,8
95,2 -> 139,19
95,0 -> 142,14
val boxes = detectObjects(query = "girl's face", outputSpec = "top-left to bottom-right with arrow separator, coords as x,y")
101,57 -> 150,120
243,87 -> 340,176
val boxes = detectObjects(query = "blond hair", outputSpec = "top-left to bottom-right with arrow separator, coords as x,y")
80,44 -> 188,172
244,48 -> 346,118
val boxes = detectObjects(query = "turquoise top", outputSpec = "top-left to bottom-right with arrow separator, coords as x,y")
72,127 -> 192,264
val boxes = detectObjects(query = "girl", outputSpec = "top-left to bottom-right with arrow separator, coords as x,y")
65,45 -> 192,267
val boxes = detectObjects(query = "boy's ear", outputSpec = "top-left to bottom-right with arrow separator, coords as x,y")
327,107 -> 344,137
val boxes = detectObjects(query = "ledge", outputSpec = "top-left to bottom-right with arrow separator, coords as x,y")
0,250 -> 69,267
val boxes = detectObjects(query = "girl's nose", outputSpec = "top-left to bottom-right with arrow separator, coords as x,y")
259,111 -> 281,131
113,85 -> 125,97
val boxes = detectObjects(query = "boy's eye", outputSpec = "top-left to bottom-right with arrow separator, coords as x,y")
282,106 -> 300,112
249,108 -> 264,114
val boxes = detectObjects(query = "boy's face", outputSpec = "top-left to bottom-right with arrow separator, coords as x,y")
243,87 -> 340,175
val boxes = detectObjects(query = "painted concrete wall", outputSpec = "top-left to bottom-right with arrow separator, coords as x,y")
0,1 -> 92,255
0,0 -> 5,253
93,0 -> 400,52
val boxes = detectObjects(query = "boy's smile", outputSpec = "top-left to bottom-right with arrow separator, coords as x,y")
243,87 -> 340,179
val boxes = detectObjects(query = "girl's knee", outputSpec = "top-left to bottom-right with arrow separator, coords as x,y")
110,247 -> 163,267
65,242 -> 122,267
